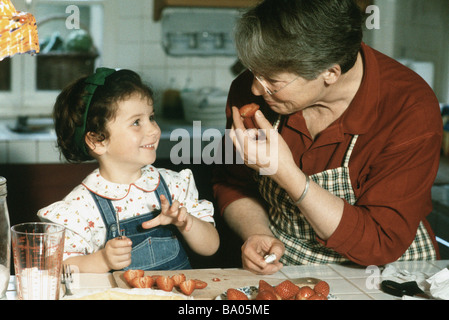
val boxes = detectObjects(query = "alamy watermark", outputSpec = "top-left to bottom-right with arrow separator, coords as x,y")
365,5 -> 381,30
65,5 -> 80,30
169,121 -> 279,176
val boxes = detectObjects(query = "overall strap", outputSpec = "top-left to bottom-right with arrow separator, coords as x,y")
154,174 -> 173,206
90,192 -> 120,238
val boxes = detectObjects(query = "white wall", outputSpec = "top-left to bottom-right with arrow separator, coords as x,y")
101,0 -> 238,115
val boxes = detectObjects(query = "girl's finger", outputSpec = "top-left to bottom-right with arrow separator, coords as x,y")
141,216 -> 161,229
159,194 -> 170,213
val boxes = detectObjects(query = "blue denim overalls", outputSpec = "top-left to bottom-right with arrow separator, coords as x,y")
89,176 -> 191,271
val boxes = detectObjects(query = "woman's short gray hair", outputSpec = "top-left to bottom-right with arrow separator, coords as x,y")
234,0 -> 364,80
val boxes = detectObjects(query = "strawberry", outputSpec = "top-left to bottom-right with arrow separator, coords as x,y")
179,279 -> 196,296
295,286 -> 315,300
193,279 -> 208,289
156,275 -> 174,292
258,279 -> 274,292
313,281 -> 330,297
240,103 -> 260,118
123,269 -> 144,284
171,273 -> 186,287
308,293 -> 327,300
129,275 -> 154,289
226,288 -> 249,300
255,290 -> 278,300
274,280 -> 300,300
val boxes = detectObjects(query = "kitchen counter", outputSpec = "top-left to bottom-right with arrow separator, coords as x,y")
0,118 -> 225,163
5,260 -> 449,301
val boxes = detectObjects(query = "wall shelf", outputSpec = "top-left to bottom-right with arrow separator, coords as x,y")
154,0 -> 260,21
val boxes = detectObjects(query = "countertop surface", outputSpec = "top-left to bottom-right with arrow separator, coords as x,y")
5,260 -> 449,300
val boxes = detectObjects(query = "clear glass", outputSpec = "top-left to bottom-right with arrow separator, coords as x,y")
11,222 -> 65,300
0,177 -> 10,300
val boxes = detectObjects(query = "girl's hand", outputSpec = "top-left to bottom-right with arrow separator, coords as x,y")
102,236 -> 132,270
141,195 -> 193,232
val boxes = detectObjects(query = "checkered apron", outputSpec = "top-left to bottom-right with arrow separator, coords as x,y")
254,134 -> 436,265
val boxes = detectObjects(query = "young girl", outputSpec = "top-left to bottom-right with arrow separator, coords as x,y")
38,68 -> 219,272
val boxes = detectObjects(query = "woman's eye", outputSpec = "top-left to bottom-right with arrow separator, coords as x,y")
150,114 -> 156,122
133,119 -> 140,126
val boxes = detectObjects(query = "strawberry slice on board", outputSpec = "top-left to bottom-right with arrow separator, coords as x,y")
123,269 -> 144,284
179,279 -> 196,296
156,275 -> 175,292
171,273 -> 186,287
129,275 -> 154,289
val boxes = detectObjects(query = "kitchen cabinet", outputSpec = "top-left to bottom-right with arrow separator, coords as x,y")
154,0 -> 260,20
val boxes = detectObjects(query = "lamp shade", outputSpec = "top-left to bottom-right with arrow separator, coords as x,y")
0,0 -> 39,61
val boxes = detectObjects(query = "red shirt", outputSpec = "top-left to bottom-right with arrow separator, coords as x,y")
212,43 -> 443,265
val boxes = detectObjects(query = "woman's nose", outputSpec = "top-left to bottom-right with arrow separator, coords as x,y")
251,78 -> 266,96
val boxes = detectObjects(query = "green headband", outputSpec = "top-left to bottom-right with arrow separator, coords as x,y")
74,67 -> 116,156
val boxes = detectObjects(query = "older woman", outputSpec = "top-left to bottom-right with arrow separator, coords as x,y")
212,0 -> 442,274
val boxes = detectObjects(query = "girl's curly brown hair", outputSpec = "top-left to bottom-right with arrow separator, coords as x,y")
53,69 -> 154,163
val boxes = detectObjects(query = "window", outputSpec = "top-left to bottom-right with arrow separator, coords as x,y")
0,0 -> 103,116
0,58 -> 11,91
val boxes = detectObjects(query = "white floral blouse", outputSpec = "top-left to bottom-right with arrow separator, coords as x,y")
37,165 -> 215,260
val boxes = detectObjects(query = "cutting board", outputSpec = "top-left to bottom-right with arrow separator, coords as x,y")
113,268 -> 287,300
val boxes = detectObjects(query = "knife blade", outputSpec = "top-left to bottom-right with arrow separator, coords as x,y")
380,280 -> 431,299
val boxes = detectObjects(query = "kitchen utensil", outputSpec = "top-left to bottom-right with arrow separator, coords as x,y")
62,264 -> 73,296
115,210 -> 123,239
264,253 -> 276,264
11,222 -> 65,300
380,280 -> 431,299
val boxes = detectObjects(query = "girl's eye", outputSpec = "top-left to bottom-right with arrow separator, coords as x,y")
133,119 -> 140,126
150,114 -> 156,122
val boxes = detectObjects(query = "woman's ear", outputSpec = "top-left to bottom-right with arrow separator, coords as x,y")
322,64 -> 341,85
84,132 -> 107,156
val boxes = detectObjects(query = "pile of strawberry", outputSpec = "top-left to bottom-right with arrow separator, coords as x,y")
123,270 -> 207,296
227,279 -> 330,300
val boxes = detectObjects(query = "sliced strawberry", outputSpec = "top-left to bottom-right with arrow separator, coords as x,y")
151,274 -> 161,282
129,275 -> 154,288
295,286 -> 315,300
193,279 -> 208,289
274,280 -> 300,300
179,279 -> 196,296
313,281 -> 330,297
171,273 -> 186,287
226,288 -> 249,300
123,269 -> 144,284
156,275 -> 174,292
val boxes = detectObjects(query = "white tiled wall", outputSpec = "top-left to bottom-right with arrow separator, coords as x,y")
366,0 -> 449,102
101,0 -> 238,115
